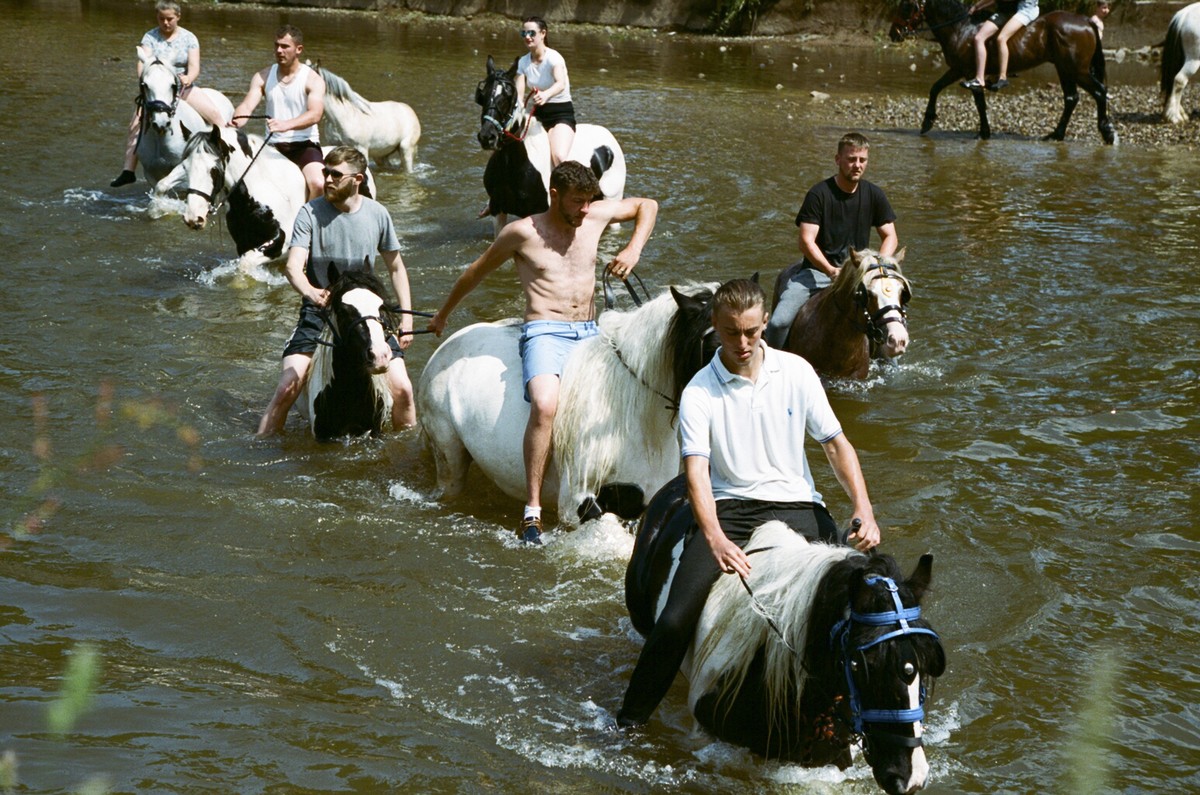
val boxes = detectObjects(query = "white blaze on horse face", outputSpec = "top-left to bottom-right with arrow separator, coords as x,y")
141,59 -> 179,133
875,277 -> 909,357
342,288 -> 391,373
903,675 -> 930,793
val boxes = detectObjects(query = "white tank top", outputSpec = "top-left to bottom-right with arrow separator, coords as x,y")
265,63 -> 319,144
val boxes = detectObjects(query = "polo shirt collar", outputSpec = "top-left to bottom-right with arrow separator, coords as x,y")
709,341 -> 779,385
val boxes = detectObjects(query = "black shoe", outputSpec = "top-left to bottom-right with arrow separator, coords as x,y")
110,170 -> 136,187
518,515 -> 543,545
616,711 -> 647,729
988,78 -> 1010,92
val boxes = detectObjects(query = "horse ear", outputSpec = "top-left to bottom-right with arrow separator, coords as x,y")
750,272 -> 760,284
507,58 -> 519,79
906,553 -> 934,602
181,122 -> 193,140
137,46 -> 153,69
893,246 -> 906,264
486,54 -> 496,73
671,285 -> 706,313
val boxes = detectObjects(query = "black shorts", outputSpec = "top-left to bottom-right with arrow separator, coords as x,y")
534,101 -> 576,131
713,499 -> 838,545
272,140 -> 324,169
282,304 -> 404,359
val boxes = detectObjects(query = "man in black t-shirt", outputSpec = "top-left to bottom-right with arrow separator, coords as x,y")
766,132 -> 898,349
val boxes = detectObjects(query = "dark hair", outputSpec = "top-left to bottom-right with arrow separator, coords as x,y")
837,132 -> 870,154
325,146 -> 367,174
712,278 -> 766,317
275,24 -> 304,45
523,15 -> 549,34
549,161 -> 599,197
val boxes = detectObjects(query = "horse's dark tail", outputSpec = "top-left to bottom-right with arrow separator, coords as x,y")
1089,20 -> 1107,86
1161,14 -> 1186,96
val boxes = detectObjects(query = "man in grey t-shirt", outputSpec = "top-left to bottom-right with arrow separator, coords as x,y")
256,147 -> 416,437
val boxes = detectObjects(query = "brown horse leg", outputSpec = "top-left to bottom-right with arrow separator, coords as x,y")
921,70 -> 960,135
1079,76 -> 1116,145
1044,78 -> 1079,141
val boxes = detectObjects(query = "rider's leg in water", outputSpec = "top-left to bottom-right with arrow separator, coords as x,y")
112,108 -> 141,186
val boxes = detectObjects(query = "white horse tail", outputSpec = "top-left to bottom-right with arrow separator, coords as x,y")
690,523 -> 860,722
317,66 -> 373,115
553,291 -> 688,514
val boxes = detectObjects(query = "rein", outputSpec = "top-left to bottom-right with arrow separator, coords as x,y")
602,270 -> 651,310
601,332 -> 677,411
187,131 -> 276,218
314,305 -> 437,348
830,575 -> 941,744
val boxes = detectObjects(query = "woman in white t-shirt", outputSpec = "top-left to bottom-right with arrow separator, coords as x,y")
514,16 -> 575,168
112,0 -> 225,187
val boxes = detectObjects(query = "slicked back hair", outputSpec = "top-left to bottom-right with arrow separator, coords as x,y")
712,278 -> 766,318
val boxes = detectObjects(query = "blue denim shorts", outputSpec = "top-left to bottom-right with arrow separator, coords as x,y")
518,320 -> 598,401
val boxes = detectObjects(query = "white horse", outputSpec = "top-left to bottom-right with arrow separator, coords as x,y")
154,126 -> 377,271
417,285 -> 717,524
136,49 -> 233,188
1162,2 -> 1200,124
475,56 -> 626,231
316,66 -> 421,172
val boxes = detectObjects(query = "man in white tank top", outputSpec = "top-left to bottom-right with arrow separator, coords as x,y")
230,25 -> 326,200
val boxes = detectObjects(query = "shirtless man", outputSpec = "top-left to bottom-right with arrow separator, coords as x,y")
429,161 -> 658,544
230,25 -> 326,200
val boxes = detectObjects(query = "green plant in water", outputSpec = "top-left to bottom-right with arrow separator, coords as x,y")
48,643 -> 102,737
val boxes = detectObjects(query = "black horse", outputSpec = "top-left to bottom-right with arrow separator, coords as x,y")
626,476 -> 946,794
473,55 -> 626,224
891,0 -> 1115,144
303,270 -> 399,441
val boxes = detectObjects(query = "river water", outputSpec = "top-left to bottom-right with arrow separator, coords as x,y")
2,1 -> 1198,792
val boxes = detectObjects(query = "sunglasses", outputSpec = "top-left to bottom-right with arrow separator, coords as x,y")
520,30 -> 538,38
322,167 -> 358,181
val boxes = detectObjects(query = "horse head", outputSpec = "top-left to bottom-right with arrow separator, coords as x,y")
667,285 -> 719,409
844,248 -> 911,360
836,554 -> 945,795
888,0 -> 925,41
138,49 -> 182,133
476,55 -> 521,150
327,269 -> 394,375
177,125 -> 234,230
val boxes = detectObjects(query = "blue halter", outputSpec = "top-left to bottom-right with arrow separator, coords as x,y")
830,575 -> 941,739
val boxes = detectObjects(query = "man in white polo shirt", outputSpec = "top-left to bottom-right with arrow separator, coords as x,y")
616,277 -> 881,728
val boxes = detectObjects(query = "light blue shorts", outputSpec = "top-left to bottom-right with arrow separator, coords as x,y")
518,320 -> 599,401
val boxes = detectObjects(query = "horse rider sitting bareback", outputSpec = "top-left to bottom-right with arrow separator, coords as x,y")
766,132 -> 898,350
230,25 -> 327,201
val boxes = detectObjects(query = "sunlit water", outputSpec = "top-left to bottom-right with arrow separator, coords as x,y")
1,1 -> 1198,792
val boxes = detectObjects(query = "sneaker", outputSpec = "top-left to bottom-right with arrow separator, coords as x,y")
960,78 -> 984,90
518,515 -> 543,545
988,78 -> 1010,92
110,170 -> 136,187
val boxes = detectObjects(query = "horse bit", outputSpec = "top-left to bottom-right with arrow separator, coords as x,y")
830,575 -> 941,752
854,261 -> 910,346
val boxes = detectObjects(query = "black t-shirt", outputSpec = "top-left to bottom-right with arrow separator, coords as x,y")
795,177 -> 896,269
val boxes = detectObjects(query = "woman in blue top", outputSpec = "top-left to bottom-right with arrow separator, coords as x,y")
112,0 -> 226,187
514,16 -> 575,168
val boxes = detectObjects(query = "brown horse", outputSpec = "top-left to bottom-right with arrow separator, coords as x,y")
776,249 -> 911,380
890,0 -> 1116,144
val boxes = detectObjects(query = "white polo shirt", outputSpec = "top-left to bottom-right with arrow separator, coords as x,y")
679,343 -> 842,503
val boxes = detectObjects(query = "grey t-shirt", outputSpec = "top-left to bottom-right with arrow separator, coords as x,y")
290,197 -> 401,302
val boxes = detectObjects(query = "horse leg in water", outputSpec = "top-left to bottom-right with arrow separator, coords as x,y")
1079,72 -> 1117,144
1044,72 -> 1080,141
971,83 -> 992,140
922,69 -> 979,136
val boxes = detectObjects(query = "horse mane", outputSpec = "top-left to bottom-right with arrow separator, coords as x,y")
317,66 -> 373,115
553,284 -> 718,504
690,522 -> 862,726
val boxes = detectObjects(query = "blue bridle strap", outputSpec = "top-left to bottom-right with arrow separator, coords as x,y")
830,575 -> 941,739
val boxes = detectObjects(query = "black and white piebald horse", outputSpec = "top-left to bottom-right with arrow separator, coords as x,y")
154,126 -> 377,272
474,56 -> 626,228
626,476 -> 946,794
301,270 -> 397,441
418,285 -> 717,525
